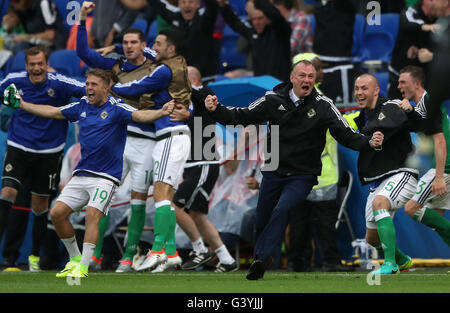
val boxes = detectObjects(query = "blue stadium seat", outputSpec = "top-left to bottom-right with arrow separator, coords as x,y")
352,14 -> 366,61
229,0 -> 247,16
359,13 -> 400,63
131,18 -> 148,34
1,0 -> 9,18
373,71 -> 389,97
54,0 -> 69,21
55,0 -> 83,32
11,50 -> 26,72
309,14 -> 316,34
0,52 -> 12,80
146,20 -> 158,46
303,0 -> 318,6
219,24 -> 246,74
444,100 -> 450,118
49,49 -> 82,77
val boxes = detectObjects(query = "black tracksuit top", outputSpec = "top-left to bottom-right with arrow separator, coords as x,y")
209,82 -> 372,177
352,97 -> 422,185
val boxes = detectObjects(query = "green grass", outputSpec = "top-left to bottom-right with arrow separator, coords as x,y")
0,269 -> 449,293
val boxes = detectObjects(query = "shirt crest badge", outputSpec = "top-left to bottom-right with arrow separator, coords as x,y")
307,108 -> 316,118
100,110 -> 108,120
5,163 -> 13,172
47,88 -> 55,97
378,112 -> 386,120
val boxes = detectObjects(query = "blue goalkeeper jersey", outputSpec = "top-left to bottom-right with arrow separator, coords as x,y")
0,71 -> 85,153
76,21 -> 156,139
60,96 -> 136,185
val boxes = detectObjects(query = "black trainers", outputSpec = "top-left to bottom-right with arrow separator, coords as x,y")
214,261 -> 238,272
203,255 -> 219,270
246,260 -> 265,280
181,250 -> 213,270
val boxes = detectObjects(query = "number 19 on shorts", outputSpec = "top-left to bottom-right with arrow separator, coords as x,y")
92,187 -> 109,204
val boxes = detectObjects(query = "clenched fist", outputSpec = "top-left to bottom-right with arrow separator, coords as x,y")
370,131 -> 384,149
205,95 -> 218,112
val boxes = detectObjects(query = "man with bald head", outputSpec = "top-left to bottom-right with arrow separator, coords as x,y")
205,61 -> 384,280
346,73 -> 424,275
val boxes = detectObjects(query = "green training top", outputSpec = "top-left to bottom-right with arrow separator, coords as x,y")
437,104 -> 450,173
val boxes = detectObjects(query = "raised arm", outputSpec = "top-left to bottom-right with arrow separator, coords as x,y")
147,0 -> 180,24
76,1 -> 118,69
217,0 -> 253,39
254,0 -> 290,34
201,0 -> 220,31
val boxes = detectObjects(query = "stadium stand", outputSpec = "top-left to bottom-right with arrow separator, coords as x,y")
10,50 -> 26,72
146,19 -> 158,46
358,13 -> 400,64
351,14 -> 366,62
130,18 -> 148,34
49,49 -> 84,79
54,0 -> 84,32
229,0 -> 247,16
0,0 -> 9,17
373,71 -> 389,97
219,23 -> 247,74
309,13 -> 315,34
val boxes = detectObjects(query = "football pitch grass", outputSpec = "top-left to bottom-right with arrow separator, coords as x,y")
0,268 -> 449,293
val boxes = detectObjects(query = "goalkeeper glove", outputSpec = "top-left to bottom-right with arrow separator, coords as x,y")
3,84 -> 21,109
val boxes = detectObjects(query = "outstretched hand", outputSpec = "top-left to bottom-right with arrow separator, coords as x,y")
3,84 -> 21,109
162,100 -> 175,116
170,103 -> 190,121
96,45 -> 116,56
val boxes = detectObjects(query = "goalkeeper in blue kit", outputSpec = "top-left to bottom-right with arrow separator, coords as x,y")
0,46 -> 85,271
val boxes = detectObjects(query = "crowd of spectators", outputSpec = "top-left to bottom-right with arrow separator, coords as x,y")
0,0 -> 425,102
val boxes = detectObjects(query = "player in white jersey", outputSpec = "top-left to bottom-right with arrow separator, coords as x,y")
111,29 -> 192,272
4,68 -> 173,278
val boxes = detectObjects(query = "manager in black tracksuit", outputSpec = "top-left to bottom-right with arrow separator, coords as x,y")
205,60 -> 384,280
